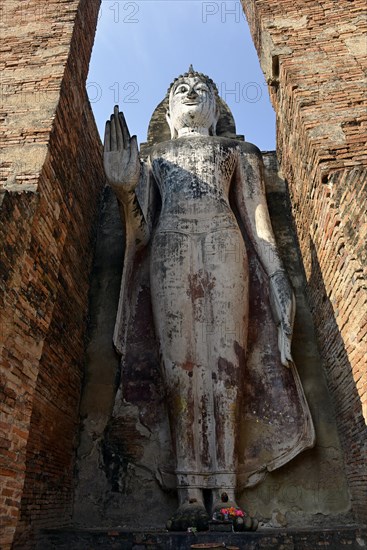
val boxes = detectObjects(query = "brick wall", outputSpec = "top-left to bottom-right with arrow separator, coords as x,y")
242,0 -> 366,523
0,1 -> 103,548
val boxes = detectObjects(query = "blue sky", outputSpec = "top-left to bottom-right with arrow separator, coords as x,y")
87,0 -> 276,151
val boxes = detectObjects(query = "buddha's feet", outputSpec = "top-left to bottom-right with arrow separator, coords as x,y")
212,497 -> 238,514
166,500 -> 209,532
211,492 -> 258,531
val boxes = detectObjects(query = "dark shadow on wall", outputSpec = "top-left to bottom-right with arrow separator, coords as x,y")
240,163 -> 351,527
307,236 -> 367,524
75,184 -> 124,463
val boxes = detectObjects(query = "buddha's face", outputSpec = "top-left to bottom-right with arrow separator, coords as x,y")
168,76 -> 219,135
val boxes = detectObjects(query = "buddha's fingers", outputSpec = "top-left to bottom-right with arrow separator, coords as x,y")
110,114 -> 117,150
278,326 -> 292,368
114,105 -> 123,149
119,111 -> 131,149
129,135 -> 139,165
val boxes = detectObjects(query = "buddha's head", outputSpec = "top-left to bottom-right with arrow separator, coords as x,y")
166,66 -> 221,139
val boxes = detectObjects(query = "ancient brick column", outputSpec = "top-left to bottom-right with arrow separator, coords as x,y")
0,1 -> 103,548
242,0 -> 366,523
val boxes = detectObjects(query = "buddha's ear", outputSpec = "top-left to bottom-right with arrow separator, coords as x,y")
216,103 -> 221,123
210,104 -> 221,136
166,110 -> 177,140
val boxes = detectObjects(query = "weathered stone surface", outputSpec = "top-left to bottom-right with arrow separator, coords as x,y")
0,1 -> 103,549
242,0 -> 367,524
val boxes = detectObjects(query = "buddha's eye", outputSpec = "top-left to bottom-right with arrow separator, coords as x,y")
176,85 -> 189,94
195,85 -> 209,93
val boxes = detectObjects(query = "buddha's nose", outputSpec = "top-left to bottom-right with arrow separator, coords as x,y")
187,88 -> 198,99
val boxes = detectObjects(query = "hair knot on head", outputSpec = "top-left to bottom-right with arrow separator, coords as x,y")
166,65 -> 219,98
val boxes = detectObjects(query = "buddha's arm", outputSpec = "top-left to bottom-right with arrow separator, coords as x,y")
113,162 -> 153,250
233,145 -> 296,367
104,106 -> 151,249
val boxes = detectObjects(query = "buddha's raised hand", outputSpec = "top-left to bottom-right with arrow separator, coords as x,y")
104,105 -> 140,193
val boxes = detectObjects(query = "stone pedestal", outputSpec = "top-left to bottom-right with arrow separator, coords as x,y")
37,527 -> 367,550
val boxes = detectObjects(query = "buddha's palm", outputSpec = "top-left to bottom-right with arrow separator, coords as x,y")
104,105 -> 140,193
